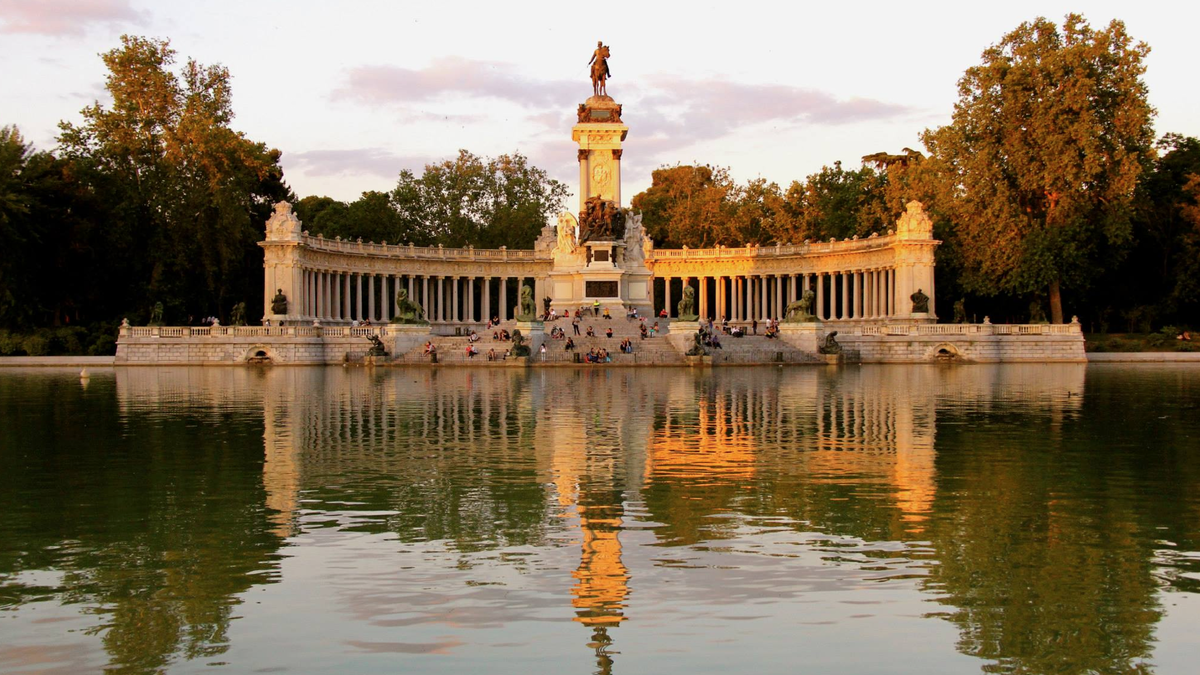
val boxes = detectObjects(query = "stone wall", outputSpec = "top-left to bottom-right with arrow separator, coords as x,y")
115,325 -> 428,365
839,332 -> 1086,363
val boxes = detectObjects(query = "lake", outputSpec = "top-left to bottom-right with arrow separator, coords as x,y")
1,365 -> 1198,674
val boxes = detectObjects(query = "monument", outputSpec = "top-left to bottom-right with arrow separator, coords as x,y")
541,42 -> 653,316
115,42 -> 1086,366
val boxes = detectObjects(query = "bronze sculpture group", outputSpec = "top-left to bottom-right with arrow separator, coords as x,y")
579,196 -> 625,243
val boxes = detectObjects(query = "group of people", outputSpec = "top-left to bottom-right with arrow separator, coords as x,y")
715,315 -> 780,338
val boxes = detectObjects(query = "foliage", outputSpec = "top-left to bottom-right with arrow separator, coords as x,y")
921,14 -> 1156,322
297,151 -> 568,250
56,35 -> 291,325
630,162 -> 892,248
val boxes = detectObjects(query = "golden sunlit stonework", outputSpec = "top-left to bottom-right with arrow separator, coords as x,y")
115,47 -> 1085,366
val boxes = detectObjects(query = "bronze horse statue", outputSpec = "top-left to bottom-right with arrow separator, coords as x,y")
589,41 -> 610,97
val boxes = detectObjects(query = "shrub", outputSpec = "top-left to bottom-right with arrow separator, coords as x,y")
22,334 -> 50,356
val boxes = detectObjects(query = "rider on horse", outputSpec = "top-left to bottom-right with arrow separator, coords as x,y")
589,41 -> 611,97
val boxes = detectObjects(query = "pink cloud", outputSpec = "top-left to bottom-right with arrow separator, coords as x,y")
0,0 -> 147,36
336,57 -> 576,108
287,148 -> 435,179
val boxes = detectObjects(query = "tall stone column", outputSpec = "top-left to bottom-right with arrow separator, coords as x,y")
319,269 -> 328,319
482,277 -> 490,322
382,275 -> 391,323
408,275 -> 415,308
664,277 -> 672,318
500,277 -> 507,321
368,275 -> 376,322
776,274 -> 784,319
421,276 -> 429,320
434,276 -> 442,323
467,277 -> 475,324
355,274 -> 362,321
699,277 -> 708,320
757,276 -> 766,321
817,274 -> 825,320
853,271 -> 862,320
332,273 -> 341,321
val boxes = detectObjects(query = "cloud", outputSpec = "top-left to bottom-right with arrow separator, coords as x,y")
0,0 -> 147,36
630,77 -> 915,159
287,148 -> 434,180
336,57 -> 575,108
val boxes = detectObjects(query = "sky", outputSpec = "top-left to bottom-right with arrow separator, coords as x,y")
2,0 -> 1198,207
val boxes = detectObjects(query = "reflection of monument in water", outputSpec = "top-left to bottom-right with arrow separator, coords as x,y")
110,362 -> 1117,673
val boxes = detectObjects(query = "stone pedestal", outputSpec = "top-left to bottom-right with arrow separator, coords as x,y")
778,322 -> 822,354
385,324 -> 432,361
666,321 -> 701,356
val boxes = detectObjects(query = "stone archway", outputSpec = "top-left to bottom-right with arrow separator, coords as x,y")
243,345 -> 275,364
930,342 -> 960,361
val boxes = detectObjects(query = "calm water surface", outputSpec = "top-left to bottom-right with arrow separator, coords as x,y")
1,365 -> 1198,674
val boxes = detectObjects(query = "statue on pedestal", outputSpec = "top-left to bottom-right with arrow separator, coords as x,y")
953,298 -> 967,324
1029,300 -> 1048,324
392,288 -> 428,324
685,329 -> 707,356
271,289 -> 288,315
579,196 -> 625,243
910,288 -> 930,314
511,329 -> 530,357
589,41 -> 611,97
516,285 -> 537,322
819,331 -> 843,355
676,285 -> 698,321
784,289 -> 817,323
365,335 -> 388,357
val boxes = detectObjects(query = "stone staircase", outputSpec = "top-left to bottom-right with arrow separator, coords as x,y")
391,317 -> 822,365
705,334 -> 819,364
394,316 -> 686,365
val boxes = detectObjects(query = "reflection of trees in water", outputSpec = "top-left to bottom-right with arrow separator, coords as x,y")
7,363 -> 1194,673
921,366 -> 1198,674
1,370 -> 283,672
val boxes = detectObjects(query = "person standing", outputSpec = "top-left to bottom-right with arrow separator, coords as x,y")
573,316 -> 581,335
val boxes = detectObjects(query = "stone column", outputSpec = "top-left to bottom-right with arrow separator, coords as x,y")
699,277 -> 708,320
370,274 -> 379,322
332,273 -> 341,321
437,276 -> 445,323
450,277 -> 459,323
482,277 -> 490,322
756,276 -> 764,321
500,277 -> 508,321
408,275 -> 415,309
852,271 -> 861,320
354,274 -> 362,321
816,274 -> 825,320
381,275 -> 390,322
467,277 -> 475,324
421,276 -> 429,320
776,274 -> 784,319
664,277 -> 672,318
840,272 -> 848,320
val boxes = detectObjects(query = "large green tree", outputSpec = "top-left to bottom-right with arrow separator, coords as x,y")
57,35 -> 290,324
630,165 -> 740,248
394,150 -> 567,249
297,151 -> 567,250
922,14 -> 1155,323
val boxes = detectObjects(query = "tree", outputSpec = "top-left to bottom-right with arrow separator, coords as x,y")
392,150 -> 567,249
630,165 -> 739,248
922,15 -> 1155,323
780,161 -> 888,243
57,35 -> 290,324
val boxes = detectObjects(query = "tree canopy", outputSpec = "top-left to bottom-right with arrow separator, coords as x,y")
921,14 -> 1156,322
296,150 -> 569,250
